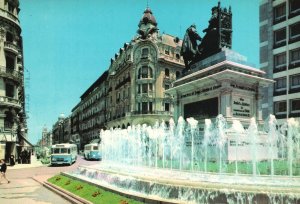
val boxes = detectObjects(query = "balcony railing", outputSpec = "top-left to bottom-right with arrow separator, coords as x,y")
131,110 -> 172,115
0,8 -> 20,24
0,66 -> 22,82
0,96 -> 21,107
4,42 -> 19,53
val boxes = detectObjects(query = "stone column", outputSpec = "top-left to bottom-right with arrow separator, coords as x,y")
256,86 -> 263,122
220,81 -> 232,118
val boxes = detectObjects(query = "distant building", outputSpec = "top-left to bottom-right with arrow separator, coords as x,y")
71,71 -> 108,147
260,0 -> 300,122
41,126 -> 52,147
0,0 -> 30,163
52,114 -> 71,144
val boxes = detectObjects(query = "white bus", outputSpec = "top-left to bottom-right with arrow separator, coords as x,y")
51,143 -> 77,165
84,143 -> 101,160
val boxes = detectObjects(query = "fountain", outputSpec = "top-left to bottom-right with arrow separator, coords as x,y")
65,114 -> 300,203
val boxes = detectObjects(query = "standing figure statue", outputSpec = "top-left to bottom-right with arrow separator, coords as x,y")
180,24 -> 202,70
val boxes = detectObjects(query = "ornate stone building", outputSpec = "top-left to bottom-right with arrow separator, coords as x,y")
260,0 -> 300,122
0,0 -> 28,162
69,7 -> 184,148
105,7 -> 184,128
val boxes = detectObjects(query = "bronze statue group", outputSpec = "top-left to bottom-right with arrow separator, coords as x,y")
180,2 -> 232,70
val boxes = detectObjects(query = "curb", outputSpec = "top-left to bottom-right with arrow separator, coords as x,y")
32,177 -> 92,204
44,181 -> 93,204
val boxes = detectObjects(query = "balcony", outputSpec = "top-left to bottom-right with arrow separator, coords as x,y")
4,42 -> 19,54
0,8 -> 20,25
0,96 -> 21,108
0,66 -> 22,82
131,110 -> 172,116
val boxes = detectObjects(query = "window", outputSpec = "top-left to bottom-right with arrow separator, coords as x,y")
165,68 -> 169,77
140,83 -> 152,93
274,52 -> 286,72
6,32 -> 13,42
165,50 -> 170,55
274,28 -> 286,46
142,84 -> 148,93
142,102 -> 148,114
8,4 -> 14,13
291,99 -> 300,113
149,83 -> 153,92
290,0 -> 300,14
274,3 -> 286,23
165,103 -> 170,111
139,66 -> 153,78
290,48 -> 300,66
274,77 -> 286,90
165,84 -> 170,90
290,74 -> 300,88
176,54 -> 180,59
5,83 -> 14,98
5,54 -> 15,71
4,111 -> 13,129
274,101 -> 287,114
141,48 -> 149,58
176,71 -> 180,79
290,23 -> 300,40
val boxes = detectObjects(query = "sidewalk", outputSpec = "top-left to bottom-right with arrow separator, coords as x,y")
7,155 -> 45,170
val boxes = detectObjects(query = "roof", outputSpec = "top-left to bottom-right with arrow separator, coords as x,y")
138,7 -> 157,27
80,71 -> 108,99
161,34 -> 182,47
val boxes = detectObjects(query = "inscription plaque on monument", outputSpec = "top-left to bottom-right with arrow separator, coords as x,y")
232,96 -> 251,118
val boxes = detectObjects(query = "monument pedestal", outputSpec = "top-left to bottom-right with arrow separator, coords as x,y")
168,48 -> 273,128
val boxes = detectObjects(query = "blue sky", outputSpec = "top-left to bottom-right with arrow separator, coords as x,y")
19,0 -> 259,144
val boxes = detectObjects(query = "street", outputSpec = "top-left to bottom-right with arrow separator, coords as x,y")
0,155 -> 98,204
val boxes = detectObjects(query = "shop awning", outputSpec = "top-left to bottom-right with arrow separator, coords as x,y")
19,134 -> 34,147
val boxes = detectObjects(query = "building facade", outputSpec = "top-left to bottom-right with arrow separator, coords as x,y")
52,114 -> 71,144
105,7 -> 184,129
76,71 -> 108,146
0,0 -> 28,162
70,7 -> 185,148
41,126 -> 52,147
260,0 -> 300,122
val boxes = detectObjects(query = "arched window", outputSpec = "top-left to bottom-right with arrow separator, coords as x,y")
165,68 -> 170,77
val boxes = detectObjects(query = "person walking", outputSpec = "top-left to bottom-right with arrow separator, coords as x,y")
0,159 -> 10,184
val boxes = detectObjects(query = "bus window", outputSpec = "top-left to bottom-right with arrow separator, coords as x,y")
53,148 -> 60,154
93,146 -> 99,150
61,148 -> 68,154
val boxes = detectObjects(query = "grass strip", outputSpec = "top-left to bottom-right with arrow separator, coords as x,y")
48,174 -> 143,204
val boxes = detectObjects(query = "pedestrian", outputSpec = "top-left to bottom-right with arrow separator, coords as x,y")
0,159 -> 10,184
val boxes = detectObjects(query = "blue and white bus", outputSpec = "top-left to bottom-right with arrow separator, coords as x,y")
84,143 -> 101,160
50,143 -> 77,165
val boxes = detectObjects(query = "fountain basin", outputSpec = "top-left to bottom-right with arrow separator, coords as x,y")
67,163 -> 300,204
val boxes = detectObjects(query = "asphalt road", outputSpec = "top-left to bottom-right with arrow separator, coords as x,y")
0,155 -> 99,204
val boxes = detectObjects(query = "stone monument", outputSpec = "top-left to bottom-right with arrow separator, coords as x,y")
167,2 -> 275,161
